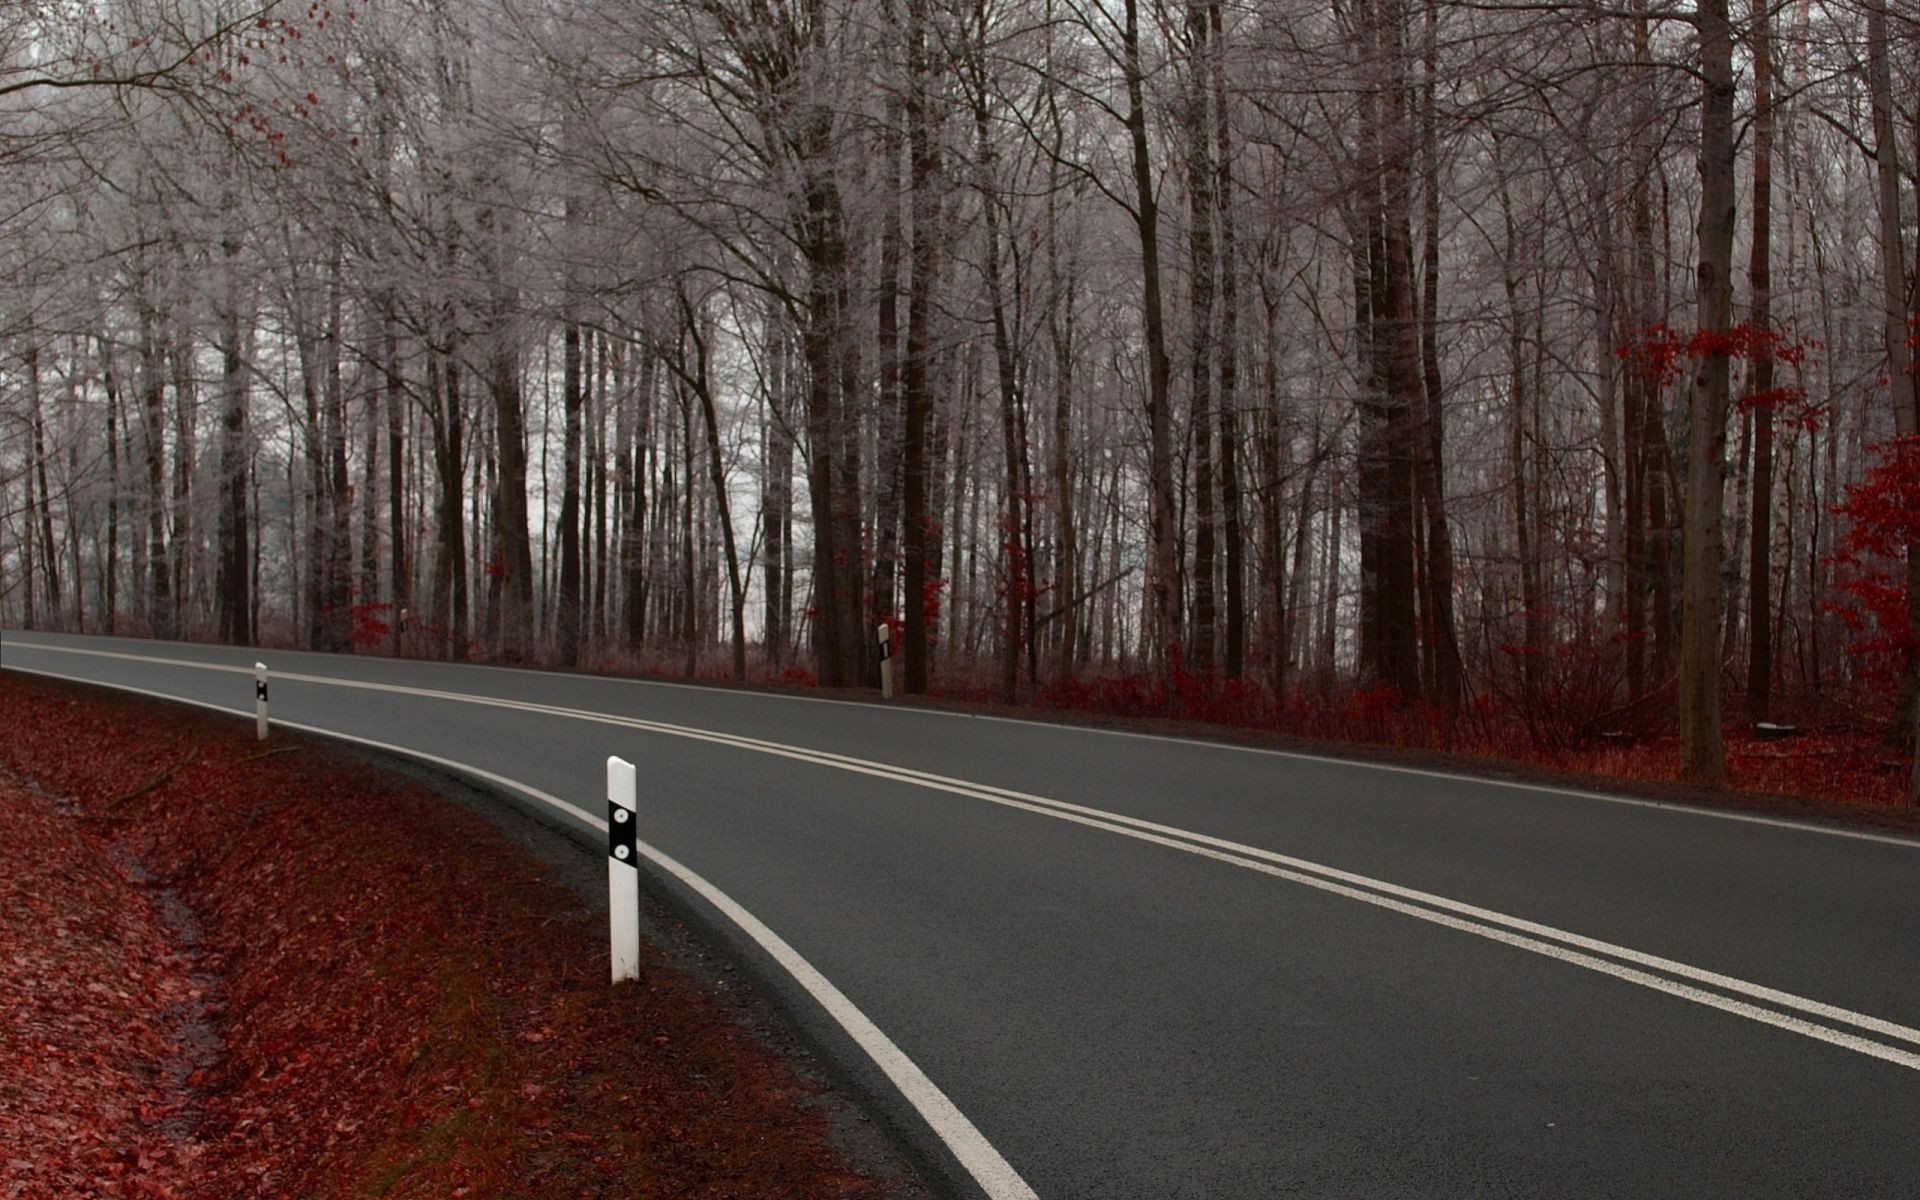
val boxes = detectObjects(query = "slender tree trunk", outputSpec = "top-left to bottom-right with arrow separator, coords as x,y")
27,349 -> 60,621
971,42 -> 1025,703
873,77 -> 907,632
1185,0 -> 1218,676
1745,0 -> 1775,723
215,239 -> 252,645
168,322 -> 195,632
903,0 -> 941,694
101,338 -> 121,630
1212,0 -> 1245,680
1123,0 -> 1180,671
683,296 -> 749,680
139,290 -> 171,638
558,317 -> 585,665
1416,0 -> 1462,707
385,301 -> 407,656
323,247 -> 354,653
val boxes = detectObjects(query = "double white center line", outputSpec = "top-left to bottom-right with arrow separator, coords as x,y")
14,645 -> 1920,1079
123,653 -> 1919,1076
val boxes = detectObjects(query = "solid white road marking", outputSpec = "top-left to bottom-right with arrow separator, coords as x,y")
1,661 -> 1040,1200
14,633 -> 1920,850
12,640 -> 1920,1071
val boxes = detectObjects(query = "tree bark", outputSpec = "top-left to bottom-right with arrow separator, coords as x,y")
1122,0 -> 1180,672
1745,0 -> 1775,723
903,0 -> 941,693
1678,0 -> 1737,785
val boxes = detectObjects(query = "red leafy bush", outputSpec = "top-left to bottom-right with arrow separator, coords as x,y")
1825,434 -> 1920,693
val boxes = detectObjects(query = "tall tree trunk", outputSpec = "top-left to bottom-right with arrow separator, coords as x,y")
139,289 -> 171,638
101,337 -> 121,629
385,302 -> 407,657
1679,0 -> 1737,785
1185,0 -> 1218,676
323,246 -> 354,653
168,321 -> 195,632
1745,0 -> 1775,723
1416,0 -> 1462,708
1866,0 -> 1920,744
761,329 -> 788,666
902,0 -> 941,694
27,349 -> 60,622
558,317 -> 586,666
215,235 -> 252,645
1212,0 -> 1245,680
491,334 -> 535,662
683,295 -> 749,680
1123,0 -> 1180,672
1046,162 -> 1077,683
872,77 -> 907,632
971,37 -> 1025,703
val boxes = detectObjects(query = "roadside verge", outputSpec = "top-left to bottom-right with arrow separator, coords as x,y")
0,672 -> 923,1200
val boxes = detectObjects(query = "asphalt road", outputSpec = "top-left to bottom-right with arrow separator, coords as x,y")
7,629 -> 1920,1199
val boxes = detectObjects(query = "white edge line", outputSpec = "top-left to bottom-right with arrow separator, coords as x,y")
15,643 -> 1920,1053
0,661 -> 1041,1200
9,632 -> 1918,851
19,647 -> 1920,1071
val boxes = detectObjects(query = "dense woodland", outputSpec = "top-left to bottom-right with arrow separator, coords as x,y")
1,0 -> 1917,788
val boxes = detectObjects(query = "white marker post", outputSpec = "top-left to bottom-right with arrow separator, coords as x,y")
878,623 -> 894,700
254,662 -> 269,741
607,755 -> 640,983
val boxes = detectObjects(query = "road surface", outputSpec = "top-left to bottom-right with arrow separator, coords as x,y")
7,629 -> 1920,1199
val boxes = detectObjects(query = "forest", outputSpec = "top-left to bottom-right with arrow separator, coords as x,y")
1,0 -> 1916,794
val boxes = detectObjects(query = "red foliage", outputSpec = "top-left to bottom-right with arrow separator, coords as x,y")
1825,434 -> 1920,692
347,601 -> 390,648
0,678 -> 909,1200
1615,320 -> 1824,430
0,778 -> 204,1199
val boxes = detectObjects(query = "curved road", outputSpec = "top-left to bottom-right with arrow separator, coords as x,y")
7,630 -> 1920,1198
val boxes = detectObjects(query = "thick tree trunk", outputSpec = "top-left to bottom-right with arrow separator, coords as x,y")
1866,0 -> 1920,744
1678,0 -> 1737,785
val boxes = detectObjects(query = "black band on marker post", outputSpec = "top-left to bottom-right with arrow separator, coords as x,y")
608,802 -> 636,864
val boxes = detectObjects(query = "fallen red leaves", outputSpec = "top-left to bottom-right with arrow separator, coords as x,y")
0,675 -> 909,1200
0,775 -> 205,1199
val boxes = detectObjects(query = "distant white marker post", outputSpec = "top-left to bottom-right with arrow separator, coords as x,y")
878,623 -> 894,700
607,755 -> 640,983
254,662 -> 269,741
